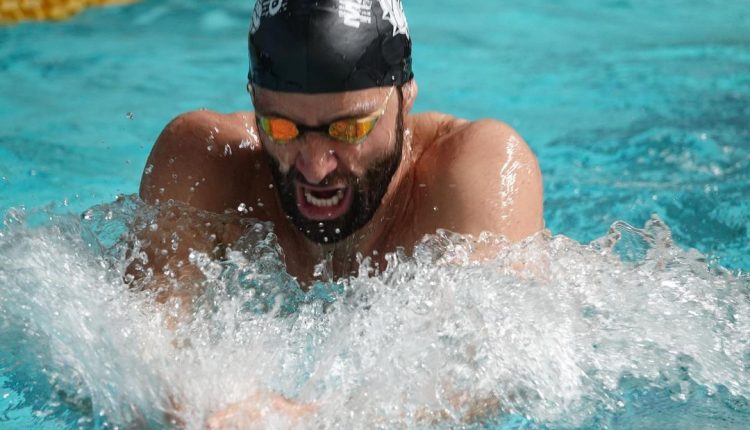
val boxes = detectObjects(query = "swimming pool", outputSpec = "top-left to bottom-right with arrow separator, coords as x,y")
1,0 -> 749,428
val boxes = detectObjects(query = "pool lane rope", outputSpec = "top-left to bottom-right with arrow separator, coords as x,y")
0,0 -> 137,23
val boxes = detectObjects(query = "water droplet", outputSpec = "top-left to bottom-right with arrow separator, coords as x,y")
237,203 -> 248,213
82,210 -> 94,220
335,228 -> 341,234
433,206 -> 438,212
144,164 -> 154,175
126,112 -> 135,120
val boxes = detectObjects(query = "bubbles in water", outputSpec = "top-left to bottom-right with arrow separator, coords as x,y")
0,199 -> 748,429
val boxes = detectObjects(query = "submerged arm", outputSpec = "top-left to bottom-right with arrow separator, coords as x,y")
132,110 -> 262,312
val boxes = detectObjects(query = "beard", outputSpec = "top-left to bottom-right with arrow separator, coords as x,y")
266,100 -> 404,245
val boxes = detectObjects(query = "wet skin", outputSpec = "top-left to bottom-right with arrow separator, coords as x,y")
139,81 -> 544,287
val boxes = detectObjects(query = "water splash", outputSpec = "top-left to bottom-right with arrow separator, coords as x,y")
0,196 -> 748,429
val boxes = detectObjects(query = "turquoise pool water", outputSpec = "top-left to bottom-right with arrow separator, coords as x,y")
1,0 -> 749,428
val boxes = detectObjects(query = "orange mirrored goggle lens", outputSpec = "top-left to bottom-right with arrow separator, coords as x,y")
258,117 -> 299,141
328,116 -> 379,143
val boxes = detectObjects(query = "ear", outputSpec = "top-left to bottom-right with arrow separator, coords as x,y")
401,79 -> 418,113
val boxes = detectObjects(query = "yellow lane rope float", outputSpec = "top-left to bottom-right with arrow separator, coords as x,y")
1,0 -> 137,23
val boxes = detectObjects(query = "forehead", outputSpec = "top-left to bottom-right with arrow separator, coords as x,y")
252,86 -> 390,122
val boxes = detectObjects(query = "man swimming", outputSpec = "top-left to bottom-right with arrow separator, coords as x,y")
137,0 -> 543,425
139,0 -> 543,290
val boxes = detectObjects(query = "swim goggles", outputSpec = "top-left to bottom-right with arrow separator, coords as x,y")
255,88 -> 394,145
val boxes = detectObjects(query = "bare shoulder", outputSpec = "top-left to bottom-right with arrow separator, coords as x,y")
148,110 -> 258,158
411,116 -> 544,242
407,112 -> 468,155
420,116 -> 534,161
140,110 -> 274,215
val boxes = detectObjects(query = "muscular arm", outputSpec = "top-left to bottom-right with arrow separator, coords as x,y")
415,118 -> 544,242
133,110 -> 268,307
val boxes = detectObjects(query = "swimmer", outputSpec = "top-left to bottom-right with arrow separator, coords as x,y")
138,0 -> 543,424
140,0 -> 543,283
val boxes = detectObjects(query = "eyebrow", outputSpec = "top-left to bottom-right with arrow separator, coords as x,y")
255,99 -> 384,126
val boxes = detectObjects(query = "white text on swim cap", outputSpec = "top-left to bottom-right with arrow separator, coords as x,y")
378,0 -> 410,39
250,0 -> 288,34
338,0 -> 373,29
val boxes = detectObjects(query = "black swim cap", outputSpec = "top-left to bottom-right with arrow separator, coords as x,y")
248,0 -> 413,93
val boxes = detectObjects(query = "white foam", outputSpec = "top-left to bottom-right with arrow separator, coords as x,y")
0,197 -> 748,428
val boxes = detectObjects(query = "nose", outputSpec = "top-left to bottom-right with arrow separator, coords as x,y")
295,139 -> 338,184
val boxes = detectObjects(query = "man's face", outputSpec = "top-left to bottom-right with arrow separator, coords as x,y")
252,86 -> 404,244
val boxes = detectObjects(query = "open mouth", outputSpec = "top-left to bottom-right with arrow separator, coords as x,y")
295,181 -> 353,221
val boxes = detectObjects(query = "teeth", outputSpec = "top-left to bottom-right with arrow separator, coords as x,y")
305,189 -> 345,208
